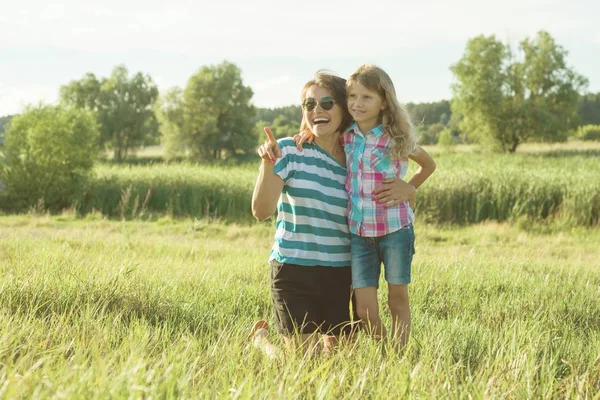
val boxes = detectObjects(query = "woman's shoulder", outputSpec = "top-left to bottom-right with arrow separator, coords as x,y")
277,137 -> 319,155
276,137 -> 297,148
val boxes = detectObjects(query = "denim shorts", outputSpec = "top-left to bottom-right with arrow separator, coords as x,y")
351,225 -> 416,288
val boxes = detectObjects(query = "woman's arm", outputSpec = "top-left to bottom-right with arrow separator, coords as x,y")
252,127 -> 285,221
252,160 -> 284,221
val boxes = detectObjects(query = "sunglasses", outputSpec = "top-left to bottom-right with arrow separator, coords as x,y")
302,96 -> 336,112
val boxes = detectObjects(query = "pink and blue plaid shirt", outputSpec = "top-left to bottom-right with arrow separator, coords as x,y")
342,123 -> 414,237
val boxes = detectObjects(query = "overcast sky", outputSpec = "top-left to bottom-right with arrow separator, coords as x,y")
1,0 -> 599,116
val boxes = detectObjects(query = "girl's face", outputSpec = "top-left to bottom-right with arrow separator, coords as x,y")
347,82 -> 384,131
302,85 -> 343,137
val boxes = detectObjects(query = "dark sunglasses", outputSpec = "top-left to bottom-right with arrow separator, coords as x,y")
302,96 -> 336,111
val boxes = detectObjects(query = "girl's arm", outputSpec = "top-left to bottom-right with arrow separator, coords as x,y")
407,145 -> 436,189
252,127 -> 285,221
373,145 -> 436,208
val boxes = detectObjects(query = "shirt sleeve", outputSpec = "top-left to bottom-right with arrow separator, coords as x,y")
273,139 -> 295,183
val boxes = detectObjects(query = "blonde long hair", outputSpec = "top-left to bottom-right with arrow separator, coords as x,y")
347,64 -> 417,159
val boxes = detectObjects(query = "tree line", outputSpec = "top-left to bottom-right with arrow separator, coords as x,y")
1,30 -> 599,161
1,30 -> 599,212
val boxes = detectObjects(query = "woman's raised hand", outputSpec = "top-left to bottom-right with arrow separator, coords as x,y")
257,127 -> 282,163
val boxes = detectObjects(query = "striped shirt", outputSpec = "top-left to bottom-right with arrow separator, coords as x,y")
342,123 -> 414,237
269,138 -> 351,267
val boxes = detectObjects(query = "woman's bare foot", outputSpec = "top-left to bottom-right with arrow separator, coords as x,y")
250,320 -> 270,347
250,320 -> 283,361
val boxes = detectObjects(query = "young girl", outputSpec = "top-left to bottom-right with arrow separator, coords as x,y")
297,64 -> 436,348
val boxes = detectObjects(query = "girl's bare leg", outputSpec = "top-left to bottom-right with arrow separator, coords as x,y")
388,283 -> 410,349
354,286 -> 387,340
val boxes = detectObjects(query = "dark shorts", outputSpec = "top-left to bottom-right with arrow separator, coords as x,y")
270,260 -> 356,336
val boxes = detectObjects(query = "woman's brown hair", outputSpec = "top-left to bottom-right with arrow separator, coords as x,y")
299,71 -> 353,135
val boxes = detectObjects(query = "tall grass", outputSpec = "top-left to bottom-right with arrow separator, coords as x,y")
82,163 -> 257,220
415,152 -> 600,226
82,150 -> 600,226
0,216 -> 598,397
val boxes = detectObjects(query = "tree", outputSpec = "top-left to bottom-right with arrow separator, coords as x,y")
252,115 -> 301,146
0,105 -> 99,211
451,31 -> 588,152
255,105 -> 302,125
417,123 -> 445,145
61,65 -> 159,161
159,61 -> 256,161
579,92 -> 600,126
269,115 -> 300,138
155,87 -> 185,160
0,115 -> 14,147
406,100 -> 451,127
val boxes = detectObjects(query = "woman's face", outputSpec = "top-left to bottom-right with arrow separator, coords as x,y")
302,85 -> 343,137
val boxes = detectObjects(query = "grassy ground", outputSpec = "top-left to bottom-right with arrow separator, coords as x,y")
0,214 -> 598,398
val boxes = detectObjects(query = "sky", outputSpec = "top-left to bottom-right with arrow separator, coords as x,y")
1,0 -> 599,116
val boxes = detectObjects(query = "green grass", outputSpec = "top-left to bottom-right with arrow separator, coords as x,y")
81,147 -> 600,226
0,215 -> 598,398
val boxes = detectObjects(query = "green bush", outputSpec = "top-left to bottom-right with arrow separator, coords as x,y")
578,125 -> 600,141
437,128 -> 456,148
417,123 -> 445,145
0,104 -> 99,211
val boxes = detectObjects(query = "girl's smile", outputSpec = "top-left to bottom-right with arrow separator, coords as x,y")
347,82 -> 385,132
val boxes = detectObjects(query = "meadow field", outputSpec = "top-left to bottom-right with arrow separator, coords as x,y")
86,143 -> 600,227
0,214 -> 599,398
1,143 -> 599,398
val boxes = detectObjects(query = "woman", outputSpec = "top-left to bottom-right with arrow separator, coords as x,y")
251,72 -> 416,357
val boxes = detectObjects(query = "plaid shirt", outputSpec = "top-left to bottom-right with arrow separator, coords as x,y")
342,123 -> 414,237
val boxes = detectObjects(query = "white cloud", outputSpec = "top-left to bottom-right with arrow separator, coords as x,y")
0,84 -> 58,115
1,0 -> 597,56
251,76 -> 305,108
0,0 -> 598,111
251,76 -> 291,91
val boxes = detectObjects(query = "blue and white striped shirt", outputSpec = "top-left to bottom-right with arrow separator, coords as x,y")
269,138 -> 351,267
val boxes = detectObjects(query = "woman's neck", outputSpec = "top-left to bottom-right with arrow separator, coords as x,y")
314,132 -> 343,157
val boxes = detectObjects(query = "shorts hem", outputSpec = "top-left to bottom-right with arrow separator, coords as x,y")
352,279 -> 379,289
387,277 -> 411,285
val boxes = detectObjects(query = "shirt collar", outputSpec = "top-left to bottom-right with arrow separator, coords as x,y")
346,123 -> 384,138
371,124 -> 384,138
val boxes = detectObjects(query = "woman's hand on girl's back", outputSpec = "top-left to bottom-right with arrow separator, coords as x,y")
373,178 -> 416,209
293,130 -> 314,151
